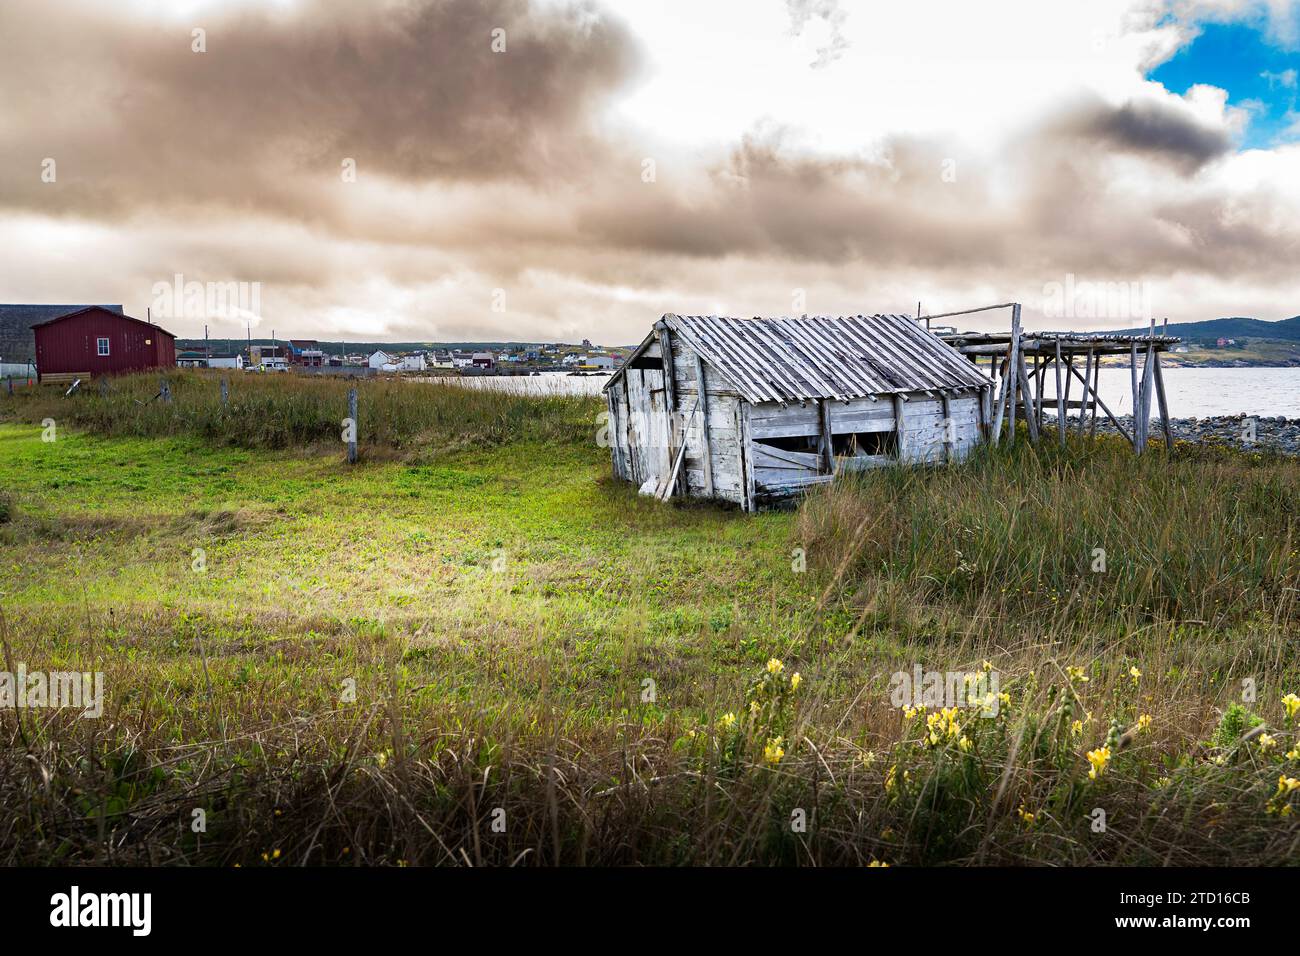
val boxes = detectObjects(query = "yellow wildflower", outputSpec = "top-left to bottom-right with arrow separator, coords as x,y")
998,692 -> 1011,708
1070,719 -> 1083,737
763,736 -> 785,765
867,860 -> 890,867
1283,693 -> 1300,722
1017,804 -> 1035,825
790,672 -> 802,692
1129,666 -> 1142,683
1259,733 -> 1277,751
1086,746 -> 1111,780
1137,714 -> 1152,732
958,735 -> 973,753
766,658 -> 784,675
1067,666 -> 1089,683
717,712 -> 736,731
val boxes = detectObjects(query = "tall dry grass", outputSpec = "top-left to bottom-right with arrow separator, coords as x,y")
1,423 -> 1298,865
0,370 -> 600,452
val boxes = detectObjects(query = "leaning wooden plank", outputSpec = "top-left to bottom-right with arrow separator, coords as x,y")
658,399 -> 699,501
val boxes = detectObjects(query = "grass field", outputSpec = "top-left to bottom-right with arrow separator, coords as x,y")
1,374 -> 1299,865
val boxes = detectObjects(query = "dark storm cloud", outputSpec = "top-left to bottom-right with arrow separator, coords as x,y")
0,0 -> 639,216
1049,94 -> 1233,171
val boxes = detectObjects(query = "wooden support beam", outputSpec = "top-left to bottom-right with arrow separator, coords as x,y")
991,353 -> 1012,446
941,393 -> 952,463
692,352 -> 714,497
1089,356 -> 1101,438
893,393 -> 907,459
1015,343 -> 1039,443
1153,351 -> 1174,453
1129,340 -> 1139,445
1054,338 -> 1066,448
1137,338 -> 1154,454
1077,350 -> 1093,437
818,397 -> 836,476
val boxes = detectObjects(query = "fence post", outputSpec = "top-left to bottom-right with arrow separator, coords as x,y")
6,377 -> 12,396
99,378 -> 109,398
159,377 -> 173,403
220,378 -> 229,407
347,387 -> 358,464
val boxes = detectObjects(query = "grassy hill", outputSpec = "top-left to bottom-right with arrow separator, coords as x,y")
0,374 -> 1298,865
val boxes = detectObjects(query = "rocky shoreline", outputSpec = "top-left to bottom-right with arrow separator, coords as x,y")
1055,413 -> 1300,456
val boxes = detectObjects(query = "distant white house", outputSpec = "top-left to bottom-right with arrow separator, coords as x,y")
368,350 -> 397,370
400,352 -> 428,372
208,353 -> 245,370
429,350 -> 454,369
451,351 -> 473,368
585,355 -> 616,369
561,353 -> 581,366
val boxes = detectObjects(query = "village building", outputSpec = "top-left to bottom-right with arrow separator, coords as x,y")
400,352 -> 428,372
177,349 -> 208,368
368,349 -> 398,371
604,313 -> 992,511
207,352 -> 245,370
471,351 -> 495,369
29,306 -> 176,384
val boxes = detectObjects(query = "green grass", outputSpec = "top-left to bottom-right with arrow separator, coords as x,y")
1,379 -> 1299,866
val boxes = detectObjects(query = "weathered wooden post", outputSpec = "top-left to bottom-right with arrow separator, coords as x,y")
160,378 -> 172,403
220,378 -> 229,407
98,377 -> 108,398
6,376 -> 13,396
347,387 -> 358,464
1054,338 -> 1066,447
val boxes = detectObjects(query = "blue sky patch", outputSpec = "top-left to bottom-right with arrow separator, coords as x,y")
1150,21 -> 1299,149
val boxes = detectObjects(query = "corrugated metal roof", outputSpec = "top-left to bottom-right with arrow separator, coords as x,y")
659,314 -> 990,404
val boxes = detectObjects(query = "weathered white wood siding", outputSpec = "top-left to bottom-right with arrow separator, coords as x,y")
898,395 -> 981,464
670,334 -> 746,505
607,338 -> 672,488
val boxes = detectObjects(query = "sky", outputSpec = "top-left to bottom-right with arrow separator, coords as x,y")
1,0 -> 1298,344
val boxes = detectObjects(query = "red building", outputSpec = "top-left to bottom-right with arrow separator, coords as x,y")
32,307 -> 176,382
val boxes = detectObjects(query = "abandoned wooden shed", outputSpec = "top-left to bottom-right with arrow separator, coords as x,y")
603,314 -> 994,510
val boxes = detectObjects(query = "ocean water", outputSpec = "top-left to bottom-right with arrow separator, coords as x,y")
426,367 -> 1300,418
1082,368 -> 1300,419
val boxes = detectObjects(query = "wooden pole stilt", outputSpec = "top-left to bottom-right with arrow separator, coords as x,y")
1153,351 -> 1174,453
1078,350 -> 1093,437
1054,338 -> 1066,448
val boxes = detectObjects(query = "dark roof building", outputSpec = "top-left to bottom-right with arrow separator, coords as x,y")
32,306 -> 176,382
0,304 -> 123,364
